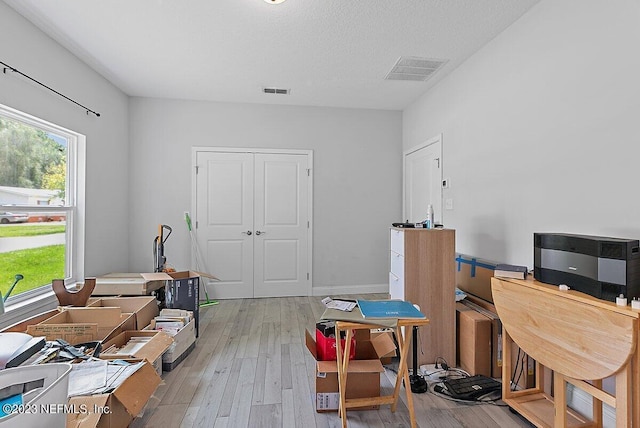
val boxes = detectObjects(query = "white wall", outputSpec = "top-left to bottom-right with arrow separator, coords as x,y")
404,0 -> 640,267
0,1 -> 131,277
128,98 -> 402,294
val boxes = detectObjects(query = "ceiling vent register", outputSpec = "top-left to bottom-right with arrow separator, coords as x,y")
385,56 -> 448,82
263,87 -> 290,95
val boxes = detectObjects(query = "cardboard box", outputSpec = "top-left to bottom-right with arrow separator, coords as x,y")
92,273 -> 167,296
305,328 -> 396,412
460,298 -> 503,379
87,297 -> 159,329
148,317 -> 196,372
100,330 -> 173,378
100,330 -> 173,362
25,307 -> 135,345
164,271 -> 216,338
455,253 -> 497,303
461,296 -> 535,388
371,330 -> 397,364
1,309 -> 60,333
67,360 -> 161,428
456,303 -> 492,377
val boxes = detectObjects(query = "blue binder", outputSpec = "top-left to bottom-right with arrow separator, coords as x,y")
356,299 -> 425,319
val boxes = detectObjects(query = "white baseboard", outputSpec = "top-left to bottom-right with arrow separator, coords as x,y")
567,384 -> 615,427
312,283 -> 388,297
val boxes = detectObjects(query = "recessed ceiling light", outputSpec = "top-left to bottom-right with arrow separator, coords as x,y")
264,0 -> 286,4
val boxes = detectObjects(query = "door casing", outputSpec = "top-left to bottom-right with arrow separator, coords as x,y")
403,134 -> 443,224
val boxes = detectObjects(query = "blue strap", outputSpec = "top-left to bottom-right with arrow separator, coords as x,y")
455,255 -> 495,278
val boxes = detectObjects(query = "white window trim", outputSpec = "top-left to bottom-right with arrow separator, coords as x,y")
0,103 -> 85,321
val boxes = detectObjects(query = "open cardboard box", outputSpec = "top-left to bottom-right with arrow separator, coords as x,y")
87,296 -> 159,330
92,273 -> 168,296
305,328 -> 396,412
100,330 -> 173,368
370,329 -> 397,364
25,307 -> 134,345
1,309 -> 61,333
67,359 -> 161,428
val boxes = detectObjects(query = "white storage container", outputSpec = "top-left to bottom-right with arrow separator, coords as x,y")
0,363 -> 72,428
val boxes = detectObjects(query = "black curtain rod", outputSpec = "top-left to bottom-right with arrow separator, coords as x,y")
1,60 -> 100,117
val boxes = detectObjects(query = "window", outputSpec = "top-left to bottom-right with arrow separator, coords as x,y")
0,103 -> 85,305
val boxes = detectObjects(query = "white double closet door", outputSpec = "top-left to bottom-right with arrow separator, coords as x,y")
194,148 -> 312,299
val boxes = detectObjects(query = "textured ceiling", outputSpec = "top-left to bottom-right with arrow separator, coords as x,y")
5,0 -> 540,110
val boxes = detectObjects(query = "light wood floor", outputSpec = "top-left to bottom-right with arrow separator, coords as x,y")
131,295 -> 534,428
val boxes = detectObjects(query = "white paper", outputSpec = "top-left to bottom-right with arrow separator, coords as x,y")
321,297 -> 357,312
68,360 -> 108,397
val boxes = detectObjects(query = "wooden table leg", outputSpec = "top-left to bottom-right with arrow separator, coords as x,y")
392,325 -> 417,428
615,363 -> 631,428
554,372 -> 567,428
591,379 -> 603,427
633,336 -> 640,428
336,326 -> 353,428
502,327 -> 513,400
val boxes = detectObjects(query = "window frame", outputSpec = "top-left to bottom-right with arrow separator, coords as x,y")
0,103 -> 85,306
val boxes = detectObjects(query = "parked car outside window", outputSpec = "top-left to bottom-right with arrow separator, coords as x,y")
0,212 -> 29,224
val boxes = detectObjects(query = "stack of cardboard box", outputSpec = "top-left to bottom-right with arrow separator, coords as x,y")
455,253 -> 535,388
1,295 -> 175,428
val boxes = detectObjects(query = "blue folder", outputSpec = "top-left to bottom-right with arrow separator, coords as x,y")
356,299 -> 425,319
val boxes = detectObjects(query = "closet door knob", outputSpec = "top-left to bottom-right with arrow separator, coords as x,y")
242,230 -> 252,235
256,230 -> 266,235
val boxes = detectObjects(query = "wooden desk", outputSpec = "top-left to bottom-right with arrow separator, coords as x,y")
492,277 -> 640,428
334,318 -> 430,428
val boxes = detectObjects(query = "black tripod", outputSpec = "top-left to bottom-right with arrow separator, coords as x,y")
409,325 -> 428,393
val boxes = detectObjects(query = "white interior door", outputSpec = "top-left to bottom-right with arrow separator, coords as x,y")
196,151 -> 254,298
404,135 -> 443,224
254,153 -> 309,297
194,149 -> 312,299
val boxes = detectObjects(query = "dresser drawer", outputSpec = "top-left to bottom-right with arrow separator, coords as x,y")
390,229 -> 404,255
389,272 -> 405,300
390,250 -> 404,278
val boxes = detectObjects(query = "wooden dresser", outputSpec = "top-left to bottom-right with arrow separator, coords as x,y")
389,227 -> 455,366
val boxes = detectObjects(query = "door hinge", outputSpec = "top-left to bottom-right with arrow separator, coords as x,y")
307,221 -> 310,228
195,165 -> 199,174
307,168 -> 311,176
195,221 -> 198,229
307,273 -> 309,280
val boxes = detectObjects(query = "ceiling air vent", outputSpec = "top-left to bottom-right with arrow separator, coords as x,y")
385,56 -> 448,82
262,87 -> 290,95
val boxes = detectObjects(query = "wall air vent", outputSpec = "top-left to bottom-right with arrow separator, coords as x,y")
385,56 -> 448,82
262,87 -> 290,95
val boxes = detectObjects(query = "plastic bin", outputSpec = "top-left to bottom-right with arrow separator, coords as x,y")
0,363 -> 72,428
